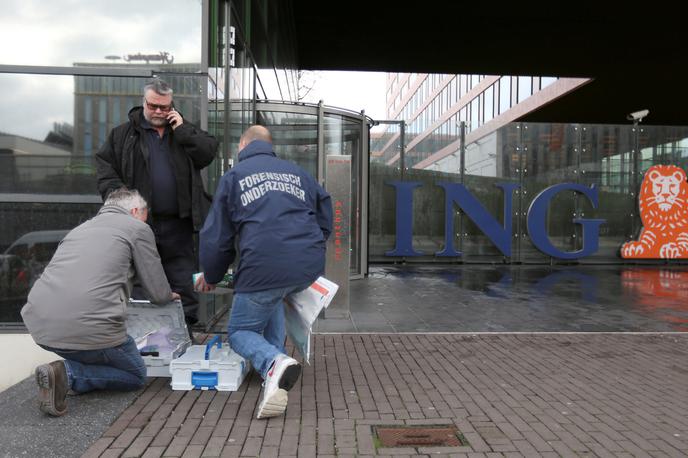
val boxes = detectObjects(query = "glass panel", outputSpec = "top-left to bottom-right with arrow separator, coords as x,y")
541,76 -> 558,88
0,201 -> 101,324
462,130 -> 517,261
369,119 -> 688,265
0,72 -> 206,195
520,123 -> 581,262
402,166 -> 456,259
369,122 -> 403,262
370,123 -> 476,263
207,72 -> 226,193
370,122 -> 401,165
406,120 -> 460,169
639,125 -> 688,169
579,124 -> 635,262
255,110 -> 318,178
324,114 -> 362,274
517,76 -> 532,103
499,76 -> 510,114
257,68 -> 282,100
470,99 -> 479,131
484,85 -> 494,123
229,29 -> 256,154
0,0 -> 202,67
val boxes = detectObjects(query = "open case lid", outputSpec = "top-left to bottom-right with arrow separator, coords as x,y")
125,299 -> 191,362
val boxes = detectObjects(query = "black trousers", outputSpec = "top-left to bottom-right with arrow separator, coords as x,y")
133,216 -> 199,324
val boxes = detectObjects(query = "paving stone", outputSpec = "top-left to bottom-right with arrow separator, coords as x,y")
81,437 -> 115,458
81,334 -> 688,458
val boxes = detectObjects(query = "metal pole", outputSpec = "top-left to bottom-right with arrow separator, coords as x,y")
200,0 -> 209,132
223,3 -> 232,172
631,120 -> 640,237
459,121 -> 466,254
317,101 -> 325,185
360,114 -> 369,277
399,121 -> 406,181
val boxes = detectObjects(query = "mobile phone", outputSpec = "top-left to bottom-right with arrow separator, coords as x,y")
167,103 -> 178,126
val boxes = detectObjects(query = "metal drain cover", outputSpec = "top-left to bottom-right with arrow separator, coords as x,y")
374,425 -> 465,447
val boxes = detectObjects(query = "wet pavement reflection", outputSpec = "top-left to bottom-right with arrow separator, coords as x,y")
346,265 -> 688,333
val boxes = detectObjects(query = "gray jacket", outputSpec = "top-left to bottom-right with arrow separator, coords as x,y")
21,205 -> 173,350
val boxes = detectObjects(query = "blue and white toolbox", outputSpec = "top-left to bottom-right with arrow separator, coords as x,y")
170,336 -> 250,391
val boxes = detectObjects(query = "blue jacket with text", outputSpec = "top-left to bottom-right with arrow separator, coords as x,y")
200,140 -> 332,292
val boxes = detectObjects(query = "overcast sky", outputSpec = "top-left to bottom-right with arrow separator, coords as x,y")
0,0 -> 203,67
0,0 -> 202,140
301,71 -> 387,120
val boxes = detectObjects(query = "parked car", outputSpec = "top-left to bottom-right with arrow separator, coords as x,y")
3,230 -> 69,286
0,254 -> 29,296
4,230 -> 69,260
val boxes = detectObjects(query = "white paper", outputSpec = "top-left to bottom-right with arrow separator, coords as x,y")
284,276 -> 339,364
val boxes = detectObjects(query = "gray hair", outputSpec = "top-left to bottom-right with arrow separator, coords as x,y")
143,78 -> 173,98
104,188 -> 148,212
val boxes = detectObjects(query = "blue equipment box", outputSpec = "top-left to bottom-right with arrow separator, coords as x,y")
170,336 -> 250,391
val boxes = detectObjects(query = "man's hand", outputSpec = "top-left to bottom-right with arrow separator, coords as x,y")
166,109 -> 183,130
194,272 -> 216,292
171,292 -> 181,301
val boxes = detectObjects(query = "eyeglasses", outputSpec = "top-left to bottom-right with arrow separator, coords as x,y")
144,99 -> 174,112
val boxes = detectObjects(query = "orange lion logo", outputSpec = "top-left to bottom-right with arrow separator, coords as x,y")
621,165 -> 688,258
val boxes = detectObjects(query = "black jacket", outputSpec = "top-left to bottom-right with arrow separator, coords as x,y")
95,107 -> 218,230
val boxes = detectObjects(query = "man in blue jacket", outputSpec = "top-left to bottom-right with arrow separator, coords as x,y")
198,125 -> 332,419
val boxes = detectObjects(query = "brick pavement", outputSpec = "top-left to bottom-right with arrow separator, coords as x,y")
84,333 -> 688,457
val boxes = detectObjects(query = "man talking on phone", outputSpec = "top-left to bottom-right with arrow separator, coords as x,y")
96,78 -> 218,330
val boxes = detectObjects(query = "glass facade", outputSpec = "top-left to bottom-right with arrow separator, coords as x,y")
369,122 -> 688,264
3,0 -> 687,330
250,102 -> 369,278
207,0 -> 299,187
0,0 -> 303,327
383,73 -> 586,172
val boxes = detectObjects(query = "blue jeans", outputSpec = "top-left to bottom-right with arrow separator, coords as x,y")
228,283 -> 310,379
40,335 -> 146,394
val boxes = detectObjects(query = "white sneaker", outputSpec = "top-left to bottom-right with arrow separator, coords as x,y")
256,354 -> 301,419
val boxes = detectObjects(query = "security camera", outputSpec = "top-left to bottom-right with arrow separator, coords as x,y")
626,109 -> 649,122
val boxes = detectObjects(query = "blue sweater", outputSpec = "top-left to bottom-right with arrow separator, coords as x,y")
200,140 -> 332,292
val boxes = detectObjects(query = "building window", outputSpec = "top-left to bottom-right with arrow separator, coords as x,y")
470,99 -> 479,130
83,96 -> 92,156
541,76 -> 558,88
518,76 -> 532,103
499,76 -> 510,114
484,85 -> 494,123
111,97 -> 120,126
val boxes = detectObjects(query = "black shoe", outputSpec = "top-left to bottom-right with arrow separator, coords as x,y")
35,361 -> 68,416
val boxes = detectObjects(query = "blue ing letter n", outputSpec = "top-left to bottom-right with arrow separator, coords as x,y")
436,182 -> 520,257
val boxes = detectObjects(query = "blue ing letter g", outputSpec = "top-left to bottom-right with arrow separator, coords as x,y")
527,183 -> 606,259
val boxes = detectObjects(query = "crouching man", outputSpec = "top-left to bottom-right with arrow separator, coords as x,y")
196,126 -> 332,418
21,188 -> 179,416
197,125 -> 332,419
